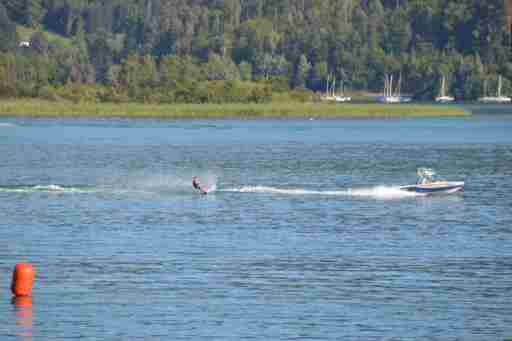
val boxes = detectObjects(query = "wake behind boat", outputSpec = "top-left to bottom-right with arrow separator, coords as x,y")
400,168 -> 464,194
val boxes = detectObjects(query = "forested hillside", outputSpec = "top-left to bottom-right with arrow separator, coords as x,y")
0,0 -> 510,103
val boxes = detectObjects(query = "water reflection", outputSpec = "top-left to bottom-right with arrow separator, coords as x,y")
11,296 -> 33,341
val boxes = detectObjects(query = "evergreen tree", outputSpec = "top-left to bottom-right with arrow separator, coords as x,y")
30,31 -> 49,54
294,54 -> 311,88
1,0 -> 512,102
0,3 -> 18,52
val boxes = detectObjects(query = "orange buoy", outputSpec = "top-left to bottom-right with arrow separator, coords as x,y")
12,295 -> 33,308
11,263 -> 36,297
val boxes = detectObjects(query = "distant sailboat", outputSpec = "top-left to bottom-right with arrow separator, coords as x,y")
335,80 -> 351,102
478,75 -> 511,103
378,73 -> 411,103
321,74 -> 335,101
396,72 -> 412,102
378,74 -> 399,103
322,74 -> 351,102
435,75 -> 454,103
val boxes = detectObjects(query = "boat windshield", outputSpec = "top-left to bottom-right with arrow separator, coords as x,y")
416,168 -> 438,184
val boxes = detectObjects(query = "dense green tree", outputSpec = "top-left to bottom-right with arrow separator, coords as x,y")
30,31 -> 49,54
293,54 -> 311,88
2,0 -> 512,102
238,61 -> 253,80
0,4 -> 18,52
0,52 -> 17,96
203,52 -> 240,81
159,54 -> 202,86
4,0 -> 45,27
310,61 -> 328,91
87,30 -> 115,83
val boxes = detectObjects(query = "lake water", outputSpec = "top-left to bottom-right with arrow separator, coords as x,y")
1,109 -> 511,340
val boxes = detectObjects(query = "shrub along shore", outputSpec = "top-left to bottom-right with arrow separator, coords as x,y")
0,99 -> 469,119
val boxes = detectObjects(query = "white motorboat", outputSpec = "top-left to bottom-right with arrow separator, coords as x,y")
400,168 -> 464,194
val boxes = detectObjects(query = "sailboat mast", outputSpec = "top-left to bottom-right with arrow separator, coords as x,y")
390,75 -> 393,97
384,74 -> 387,97
397,73 -> 402,98
386,75 -> 389,97
326,74 -> 330,97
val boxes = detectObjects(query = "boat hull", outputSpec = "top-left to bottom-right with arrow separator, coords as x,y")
478,96 -> 512,103
435,96 -> 455,103
400,181 -> 464,194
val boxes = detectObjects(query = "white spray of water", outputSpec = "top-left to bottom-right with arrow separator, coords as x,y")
0,184 -> 93,193
222,185 -> 422,199
0,173 -> 221,196
345,186 -> 422,198
199,172 -> 218,192
105,171 -> 219,195
130,175 -> 189,191
0,177 -> 417,199
34,184 -> 67,192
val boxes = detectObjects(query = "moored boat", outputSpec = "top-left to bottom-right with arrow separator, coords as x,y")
435,75 -> 454,103
478,75 -> 511,103
378,73 -> 411,103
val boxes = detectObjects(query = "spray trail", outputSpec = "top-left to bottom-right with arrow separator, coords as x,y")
221,185 -> 422,199
103,172 -> 219,195
0,184 -> 94,194
0,173 -> 219,196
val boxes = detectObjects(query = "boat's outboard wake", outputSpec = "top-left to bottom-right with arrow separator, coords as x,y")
0,182 -> 418,199
0,184 -> 94,193
345,186 -> 423,198
0,174 -> 219,197
222,185 -> 422,199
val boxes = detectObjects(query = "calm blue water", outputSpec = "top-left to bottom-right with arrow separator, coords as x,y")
1,111 -> 511,340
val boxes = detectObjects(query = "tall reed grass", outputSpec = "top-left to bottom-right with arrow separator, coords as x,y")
0,99 -> 469,118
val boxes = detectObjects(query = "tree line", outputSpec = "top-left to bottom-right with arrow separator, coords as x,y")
0,0 -> 511,103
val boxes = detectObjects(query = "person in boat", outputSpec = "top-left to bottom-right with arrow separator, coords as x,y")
417,172 -> 433,185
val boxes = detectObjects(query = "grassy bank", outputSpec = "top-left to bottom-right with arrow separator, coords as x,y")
0,99 -> 469,118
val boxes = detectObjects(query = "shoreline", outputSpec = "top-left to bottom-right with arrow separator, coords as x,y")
0,99 -> 470,119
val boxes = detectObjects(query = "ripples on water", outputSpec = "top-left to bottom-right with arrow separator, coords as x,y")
1,114 -> 512,340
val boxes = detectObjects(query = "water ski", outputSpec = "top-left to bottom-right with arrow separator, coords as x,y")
192,176 -> 208,194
